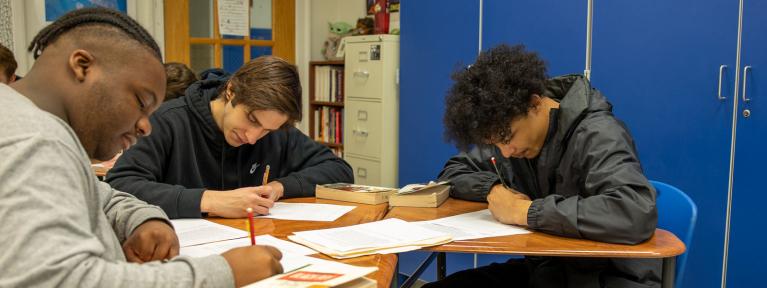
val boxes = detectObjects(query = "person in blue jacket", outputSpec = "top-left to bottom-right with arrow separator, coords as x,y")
429,44 -> 660,287
107,56 -> 353,219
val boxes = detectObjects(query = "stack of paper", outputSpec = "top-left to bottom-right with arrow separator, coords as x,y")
288,218 -> 453,259
256,202 -> 356,221
413,209 -> 531,241
170,219 -> 249,247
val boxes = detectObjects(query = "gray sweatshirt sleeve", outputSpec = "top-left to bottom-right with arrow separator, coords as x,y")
100,181 -> 171,242
526,117 -> 657,245
0,135 -> 234,288
437,145 -> 516,202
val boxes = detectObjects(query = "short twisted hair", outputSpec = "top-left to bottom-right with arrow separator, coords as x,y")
28,7 -> 161,61
443,44 -> 548,151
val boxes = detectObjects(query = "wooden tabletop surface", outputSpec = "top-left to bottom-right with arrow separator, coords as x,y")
385,198 -> 686,258
208,197 -> 396,288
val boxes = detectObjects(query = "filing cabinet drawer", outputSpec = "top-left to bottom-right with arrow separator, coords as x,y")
345,156 -> 381,186
344,100 -> 382,158
344,43 -> 384,99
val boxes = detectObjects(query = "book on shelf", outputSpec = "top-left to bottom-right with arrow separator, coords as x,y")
316,183 -> 398,205
314,107 -> 343,144
389,181 -> 451,208
313,65 -> 344,103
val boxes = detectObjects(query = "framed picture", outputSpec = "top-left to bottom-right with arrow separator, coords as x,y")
367,0 -> 375,15
45,0 -> 127,22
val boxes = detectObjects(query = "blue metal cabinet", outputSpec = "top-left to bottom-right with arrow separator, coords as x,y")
590,0 -> 752,287
398,0 -> 480,282
482,0 -> 586,76
398,0 -> 479,188
725,0 -> 767,286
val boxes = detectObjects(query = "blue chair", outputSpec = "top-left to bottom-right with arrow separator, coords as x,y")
651,180 -> 697,288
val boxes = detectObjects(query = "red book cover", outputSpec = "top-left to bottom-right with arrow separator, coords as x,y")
335,110 -> 342,144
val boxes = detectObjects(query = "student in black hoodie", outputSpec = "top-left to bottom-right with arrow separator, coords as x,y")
427,45 -> 659,287
107,56 -> 353,219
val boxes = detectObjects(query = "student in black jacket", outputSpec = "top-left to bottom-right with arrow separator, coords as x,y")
428,45 -> 660,287
107,56 -> 353,219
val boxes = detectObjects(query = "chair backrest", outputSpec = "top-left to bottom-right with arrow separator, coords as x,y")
651,180 -> 697,288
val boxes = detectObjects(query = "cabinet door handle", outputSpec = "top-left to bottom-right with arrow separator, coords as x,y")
742,66 -> 752,102
718,65 -> 727,100
357,167 -> 367,178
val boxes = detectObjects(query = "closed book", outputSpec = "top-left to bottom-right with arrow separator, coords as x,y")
389,182 -> 450,208
316,183 -> 397,205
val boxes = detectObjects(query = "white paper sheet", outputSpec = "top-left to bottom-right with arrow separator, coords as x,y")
291,218 -> 451,253
416,209 -> 530,240
256,202 -> 355,222
217,0 -> 249,36
180,235 -> 321,272
180,235 -> 317,258
170,219 -> 249,247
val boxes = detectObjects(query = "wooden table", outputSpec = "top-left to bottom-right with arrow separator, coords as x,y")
208,197 -> 396,288
386,198 -> 686,288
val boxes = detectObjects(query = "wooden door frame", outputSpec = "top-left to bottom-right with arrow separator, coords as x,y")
163,0 -> 295,66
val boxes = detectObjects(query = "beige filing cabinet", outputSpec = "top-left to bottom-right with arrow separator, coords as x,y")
343,35 -> 399,187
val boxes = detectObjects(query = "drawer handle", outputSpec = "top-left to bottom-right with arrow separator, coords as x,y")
357,167 -> 367,178
354,70 -> 370,78
357,110 -> 368,120
353,129 -> 369,137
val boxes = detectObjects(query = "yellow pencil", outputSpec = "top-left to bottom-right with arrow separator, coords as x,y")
262,164 -> 270,185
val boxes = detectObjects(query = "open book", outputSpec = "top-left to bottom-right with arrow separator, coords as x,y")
389,181 -> 451,207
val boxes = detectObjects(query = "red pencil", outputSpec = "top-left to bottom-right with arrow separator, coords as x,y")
246,207 -> 256,245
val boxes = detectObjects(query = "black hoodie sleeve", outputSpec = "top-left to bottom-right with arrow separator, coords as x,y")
275,128 -> 354,197
106,115 -> 205,219
437,145 -> 516,202
526,116 -> 658,244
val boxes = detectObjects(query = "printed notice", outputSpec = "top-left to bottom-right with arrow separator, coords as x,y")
218,0 -> 249,36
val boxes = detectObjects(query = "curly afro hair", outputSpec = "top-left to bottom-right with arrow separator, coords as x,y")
443,44 -> 548,151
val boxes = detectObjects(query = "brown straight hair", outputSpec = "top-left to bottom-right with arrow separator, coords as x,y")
228,56 -> 302,126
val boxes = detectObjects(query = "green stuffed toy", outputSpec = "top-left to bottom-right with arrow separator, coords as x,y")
323,22 -> 353,60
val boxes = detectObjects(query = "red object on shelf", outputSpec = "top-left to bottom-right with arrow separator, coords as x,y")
373,0 -> 389,34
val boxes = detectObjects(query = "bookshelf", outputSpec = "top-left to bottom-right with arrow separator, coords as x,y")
308,60 -> 345,157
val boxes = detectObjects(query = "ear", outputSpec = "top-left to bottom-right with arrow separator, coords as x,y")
68,49 -> 95,83
9,74 -> 16,83
225,82 -> 234,101
529,94 -> 543,108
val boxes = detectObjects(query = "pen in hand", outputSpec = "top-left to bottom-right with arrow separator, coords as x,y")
490,157 -> 511,190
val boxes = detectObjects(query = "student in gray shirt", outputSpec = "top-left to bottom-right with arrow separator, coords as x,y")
0,7 -> 281,287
